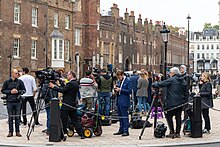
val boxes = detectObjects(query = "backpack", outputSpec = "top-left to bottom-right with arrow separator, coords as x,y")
154,121 -> 167,138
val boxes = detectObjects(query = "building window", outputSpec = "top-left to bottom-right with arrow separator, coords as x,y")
13,38 -> 20,57
59,40 -> 63,59
202,45 -> 204,49
211,44 -> 214,49
31,40 -> 37,59
106,31 -> 108,38
54,12 -> 58,28
211,53 -> 214,58
14,2 -> 20,23
217,44 -> 219,49
119,34 -> 122,42
119,51 -> 123,63
52,39 -> 64,60
197,45 -> 200,49
75,29 -> 81,46
65,40 -> 70,61
32,8 -> 38,26
206,53 -> 209,59
65,15 -> 70,29
100,30 -> 102,37
202,53 -> 204,58
54,40 -> 57,59
130,37 -> 133,44
197,53 -> 200,59
112,33 -> 114,40
124,35 -> 126,43
207,45 -> 209,49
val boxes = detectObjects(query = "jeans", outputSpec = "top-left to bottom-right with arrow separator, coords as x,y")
7,102 -> 21,133
98,92 -> 111,116
137,96 -> 147,113
45,106 -> 50,131
22,96 -> 38,125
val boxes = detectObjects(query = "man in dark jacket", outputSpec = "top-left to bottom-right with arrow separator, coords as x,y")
1,69 -> 26,137
130,70 -> 139,107
97,68 -> 113,116
179,65 -> 191,123
152,67 -> 187,138
49,70 -> 84,139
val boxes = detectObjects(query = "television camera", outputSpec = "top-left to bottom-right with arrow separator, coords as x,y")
35,68 -> 61,84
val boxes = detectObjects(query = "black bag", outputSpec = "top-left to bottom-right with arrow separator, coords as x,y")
154,121 -> 167,138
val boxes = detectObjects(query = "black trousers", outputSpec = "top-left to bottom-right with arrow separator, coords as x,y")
202,108 -> 211,130
22,96 -> 39,125
61,109 -> 84,136
166,107 -> 183,134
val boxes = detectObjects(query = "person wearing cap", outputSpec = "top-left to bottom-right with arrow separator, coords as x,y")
179,65 -> 191,123
97,68 -> 113,116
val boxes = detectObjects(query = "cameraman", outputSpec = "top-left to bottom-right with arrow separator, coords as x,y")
97,68 -> 113,116
152,67 -> 187,138
40,81 -> 58,135
49,70 -> 85,139
1,69 -> 26,137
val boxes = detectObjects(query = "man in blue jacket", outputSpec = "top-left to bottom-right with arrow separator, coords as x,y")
152,67 -> 187,138
130,70 -> 139,107
113,70 -> 132,137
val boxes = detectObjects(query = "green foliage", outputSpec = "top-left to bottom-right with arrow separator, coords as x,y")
203,23 -> 219,30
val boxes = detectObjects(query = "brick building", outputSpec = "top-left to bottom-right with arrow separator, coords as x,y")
0,0 -> 48,83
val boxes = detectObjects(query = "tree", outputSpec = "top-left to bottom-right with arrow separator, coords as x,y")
204,23 -> 212,29
213,25 -> 219,30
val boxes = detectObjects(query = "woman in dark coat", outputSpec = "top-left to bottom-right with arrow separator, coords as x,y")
198,72 -> 213,133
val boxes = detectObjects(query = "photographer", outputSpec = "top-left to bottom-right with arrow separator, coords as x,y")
97,68 -> 113,116
152,67 -> 187,138
41,82 -> 58,135
49,70 -> 85,139
1,69 -> 26,137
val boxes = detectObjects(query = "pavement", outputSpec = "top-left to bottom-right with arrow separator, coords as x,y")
0,98 -> 219,147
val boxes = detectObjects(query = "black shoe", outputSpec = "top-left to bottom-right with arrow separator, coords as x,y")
113,131 -> 123,135
166,133 -> 174,138
174,133 -> 180,138
81,136 -> 85,139
42,129 -> 48,133
121,132 -> 129,136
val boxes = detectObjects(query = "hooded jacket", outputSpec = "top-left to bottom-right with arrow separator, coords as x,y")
152,75 -> 187,109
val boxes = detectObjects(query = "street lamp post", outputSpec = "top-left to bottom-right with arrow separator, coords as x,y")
160,22 -> 170,80
187,14 -> 191,73
7,54 -> 13,77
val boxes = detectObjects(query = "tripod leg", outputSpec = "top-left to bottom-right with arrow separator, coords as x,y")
139,96 -> 156,140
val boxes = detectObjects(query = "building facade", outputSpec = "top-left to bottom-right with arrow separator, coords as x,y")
190,28 -> 219,74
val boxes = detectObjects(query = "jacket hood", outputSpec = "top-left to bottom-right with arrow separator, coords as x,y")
102,74 -> 111,80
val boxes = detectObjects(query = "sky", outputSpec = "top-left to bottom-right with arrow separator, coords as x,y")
100,0 -> 219,32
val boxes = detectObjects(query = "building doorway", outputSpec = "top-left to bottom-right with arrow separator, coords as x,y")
125,57 -> 132,71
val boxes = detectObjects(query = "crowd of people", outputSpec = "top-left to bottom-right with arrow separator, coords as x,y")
1,64 -> 219,140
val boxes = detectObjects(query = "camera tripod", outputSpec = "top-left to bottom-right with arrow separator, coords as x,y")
139,88 -> 171,140
26,83 -> 49,140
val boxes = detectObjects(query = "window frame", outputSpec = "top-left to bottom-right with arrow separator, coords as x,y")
32,7 -> 38,27
13,38 -> 20,58
14,2 -> 20,23
31,40 -> 37,59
